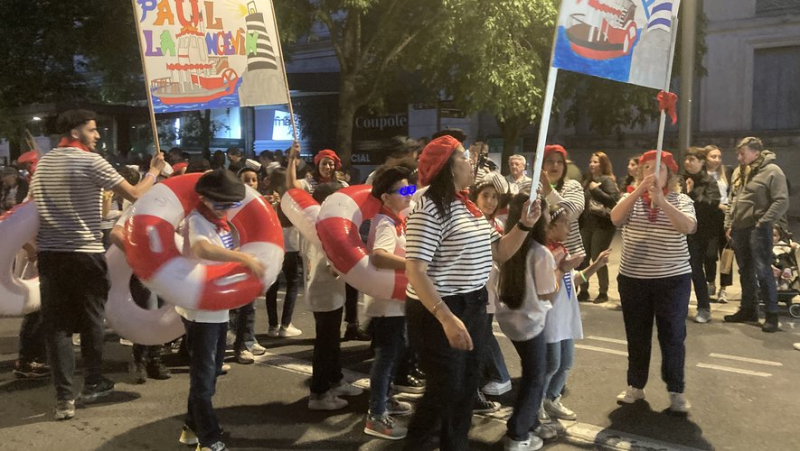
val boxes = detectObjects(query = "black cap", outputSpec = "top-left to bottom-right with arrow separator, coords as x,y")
371,166 -> 411,199
195,168 -> 246,202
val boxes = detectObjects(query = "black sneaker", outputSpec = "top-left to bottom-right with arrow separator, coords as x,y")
146,360 -> 172,380
410,367 -> 426,381
130,361 -> 147,384
724,309 -> 758,323
342,324 -> 371,342
577,290 -> 590,302
81,376 -> 115,401
13,360 -> 51,379
392,375 -> 425,394
473,390 -> 500,414
593,293 -> 609,304
761,313 -> 781,333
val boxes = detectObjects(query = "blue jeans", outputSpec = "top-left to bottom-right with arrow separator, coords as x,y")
618,274 -> 691,393
482,314 -> 510,383
182,318 -> 227,447
405,288 -> 488,451
230,301 -> 256,352
543,339 -> 575,401
506,332 -> 547,442
731,225 -> 778,314
368,316 -> 407,415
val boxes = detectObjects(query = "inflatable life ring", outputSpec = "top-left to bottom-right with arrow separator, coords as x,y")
281,188 -> 321,244
0,201 -> 41,316
316,185 -> 408,301
105,243 -> 185,346
124,173 -> 284,311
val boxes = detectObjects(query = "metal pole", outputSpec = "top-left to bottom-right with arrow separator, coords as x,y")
530,66 -> 559,205
269,0 -> 298,142
678,0 -> 697,155
131,0 -> 162,154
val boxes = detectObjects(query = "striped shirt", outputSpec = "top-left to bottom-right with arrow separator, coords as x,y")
32,147 -> 124,253
618,192 -> 696,279
405,196 -> 501,299
546,179 -> 585,256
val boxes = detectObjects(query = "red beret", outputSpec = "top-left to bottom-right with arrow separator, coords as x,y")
544,145 -> 567,160
314,149 -> 342,170
173,162 -> 188,171
640,150 -> 678,173
18,150 -> 39,164
418,135 -> 461,187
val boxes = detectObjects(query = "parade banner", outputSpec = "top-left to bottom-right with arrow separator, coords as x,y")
132,0 -> 290,113
552,0 -> 681,90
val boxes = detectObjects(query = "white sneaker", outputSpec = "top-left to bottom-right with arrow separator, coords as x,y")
279,324 -> 302,338
538,403 -> 551,423
543,396 -> 576,420
717,287 -> 728,304
694,310 -> 712,323
533,422 -> 559,440
235,349 -> 255,364
330,380 -> 363,397
794,343 -> 800,351
72,334 -> 81,347
616,386 -> 645,404
251,342 -> 267,356
267,326 -> 280,338
481,379 -> 512,396
308,391 -> 348,411
504,435 -> 543,451
668,392 -> 691,413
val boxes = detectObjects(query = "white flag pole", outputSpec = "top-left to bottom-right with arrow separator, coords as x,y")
655,16 -> 681,177
529,66 -> 559,206
268,0 -> 299,142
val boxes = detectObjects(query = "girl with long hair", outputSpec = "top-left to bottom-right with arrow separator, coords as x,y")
703,145 -> 734,302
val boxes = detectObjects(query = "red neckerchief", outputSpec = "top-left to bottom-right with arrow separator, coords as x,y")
454,190 -> 483,218
489,218 -> 503,235
57,137 -> 91,152
626,185 -> 635,194
379,205 -> 406,237
196,202 -> 231,233
641,188 -> 670,223
546,241 -> 567,254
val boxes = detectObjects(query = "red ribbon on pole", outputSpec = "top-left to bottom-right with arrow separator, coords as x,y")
657,91 -> 678,125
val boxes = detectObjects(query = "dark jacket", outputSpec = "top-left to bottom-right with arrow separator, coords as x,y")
725,151 -> 789,230
582,175 -> 620,227
682,171 -> 720,239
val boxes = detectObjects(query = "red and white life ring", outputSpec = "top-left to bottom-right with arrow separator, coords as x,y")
316,185 -> 408,301
124,173 -> 284,311
105,243 -> 185,345
0,201 -> 40,316
281,188 -> 321,244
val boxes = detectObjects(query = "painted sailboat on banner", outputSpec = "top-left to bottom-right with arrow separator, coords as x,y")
565,0 -> 639,60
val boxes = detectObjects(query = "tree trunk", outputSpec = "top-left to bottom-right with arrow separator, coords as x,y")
335,75 -> 360,165
497,115 -> 530,174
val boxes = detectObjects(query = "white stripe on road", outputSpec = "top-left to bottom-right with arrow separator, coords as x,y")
708,353 -> 782,367
575,344 -> 628,357
587,335 -> 628,345
696,363 -> 772,377
255,350 -> 701,451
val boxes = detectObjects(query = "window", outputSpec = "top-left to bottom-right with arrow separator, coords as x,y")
756,0 -> 800,15
752,46 -> 800,130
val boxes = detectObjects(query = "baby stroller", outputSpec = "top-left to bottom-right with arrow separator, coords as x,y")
772,226 -> 800,318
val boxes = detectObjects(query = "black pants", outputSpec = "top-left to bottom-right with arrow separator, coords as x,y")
39,252 -> 110,401
618,274 -> 691,393
579,224 -> 616,294
266,251 -> 299,327
688,236 -> 713,311
506,332 -> 546,441
311,307 -> 344,395
182,318 -> 227,447
18,311 -> 45,363
345,284 -> 359,325
404,288 -> 488,451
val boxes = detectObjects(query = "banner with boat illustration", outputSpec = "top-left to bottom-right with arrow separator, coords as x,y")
552,0 -> 681,90
132,0 -> 289,113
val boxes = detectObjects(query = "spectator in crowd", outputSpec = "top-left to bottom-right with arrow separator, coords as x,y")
210,151 -> 226,170
505,154 -> 532,194
579,152 -> 620,304
619,156 -> 640,193
723,137 -> 789,333
226,147 -> 244,173
259,150 -> 281,177
1,166 -> 28,212
610,150 -> 696,414
704,145 -> 734,303
681,147 -> 721,323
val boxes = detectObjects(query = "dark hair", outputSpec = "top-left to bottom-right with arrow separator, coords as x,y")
498,192 -> 548,309
117,166 -> 141,185
211,151 -> 226,169
372,166 -> 411,199
187,158 -> 211,174
312,182 -> 342,204
469,182 -> 507,219
237,167 -> 259,179
423,153 -> 457,219
259,150 -> 275,160
432,128 -> 466,143
546,150 -> 569,192
56,110 -> 96,137
684,146 -> 707,161
226,147 -> 242,157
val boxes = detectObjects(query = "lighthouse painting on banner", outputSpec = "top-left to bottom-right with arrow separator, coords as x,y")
552,0 -> 681,90
133,0 -> 289,113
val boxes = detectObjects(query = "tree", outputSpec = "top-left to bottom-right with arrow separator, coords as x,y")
274,0 -> 450,162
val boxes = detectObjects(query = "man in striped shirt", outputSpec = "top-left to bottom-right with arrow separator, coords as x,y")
33,109 -> 165,421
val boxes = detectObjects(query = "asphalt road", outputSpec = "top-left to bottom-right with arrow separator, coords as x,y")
1,244 -> 799,451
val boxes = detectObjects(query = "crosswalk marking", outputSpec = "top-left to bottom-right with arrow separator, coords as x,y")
696,363 -> 772,377
575,344 -> 628,357
708,353 -> 782,367
587,335 -> 628,345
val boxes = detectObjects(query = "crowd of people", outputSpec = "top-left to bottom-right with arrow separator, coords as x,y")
0,110 -> 795,451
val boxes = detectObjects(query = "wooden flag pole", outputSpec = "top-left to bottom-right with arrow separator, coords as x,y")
131,0 -> 162,155
269,0 -> 298,142
654,16 -> 681,177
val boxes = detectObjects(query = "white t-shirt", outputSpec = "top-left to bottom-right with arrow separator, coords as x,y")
175,210 -> 237,323
495,242 -> 556,342
283,226 -> 300,253
486,218 -> 504,315
363,213 -> 406,318
544,268 -> 584,343
301,237 -> 345,312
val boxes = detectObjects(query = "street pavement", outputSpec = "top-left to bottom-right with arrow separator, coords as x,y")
1,239 -> 799,451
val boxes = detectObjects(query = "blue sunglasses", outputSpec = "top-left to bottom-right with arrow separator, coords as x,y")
389,185 -> 417,197
211,201 -> 242,211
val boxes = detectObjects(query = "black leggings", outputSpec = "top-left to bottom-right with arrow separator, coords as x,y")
579,224 -> 616,294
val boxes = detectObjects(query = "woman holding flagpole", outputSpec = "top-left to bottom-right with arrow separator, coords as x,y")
610,150 -> 696,413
